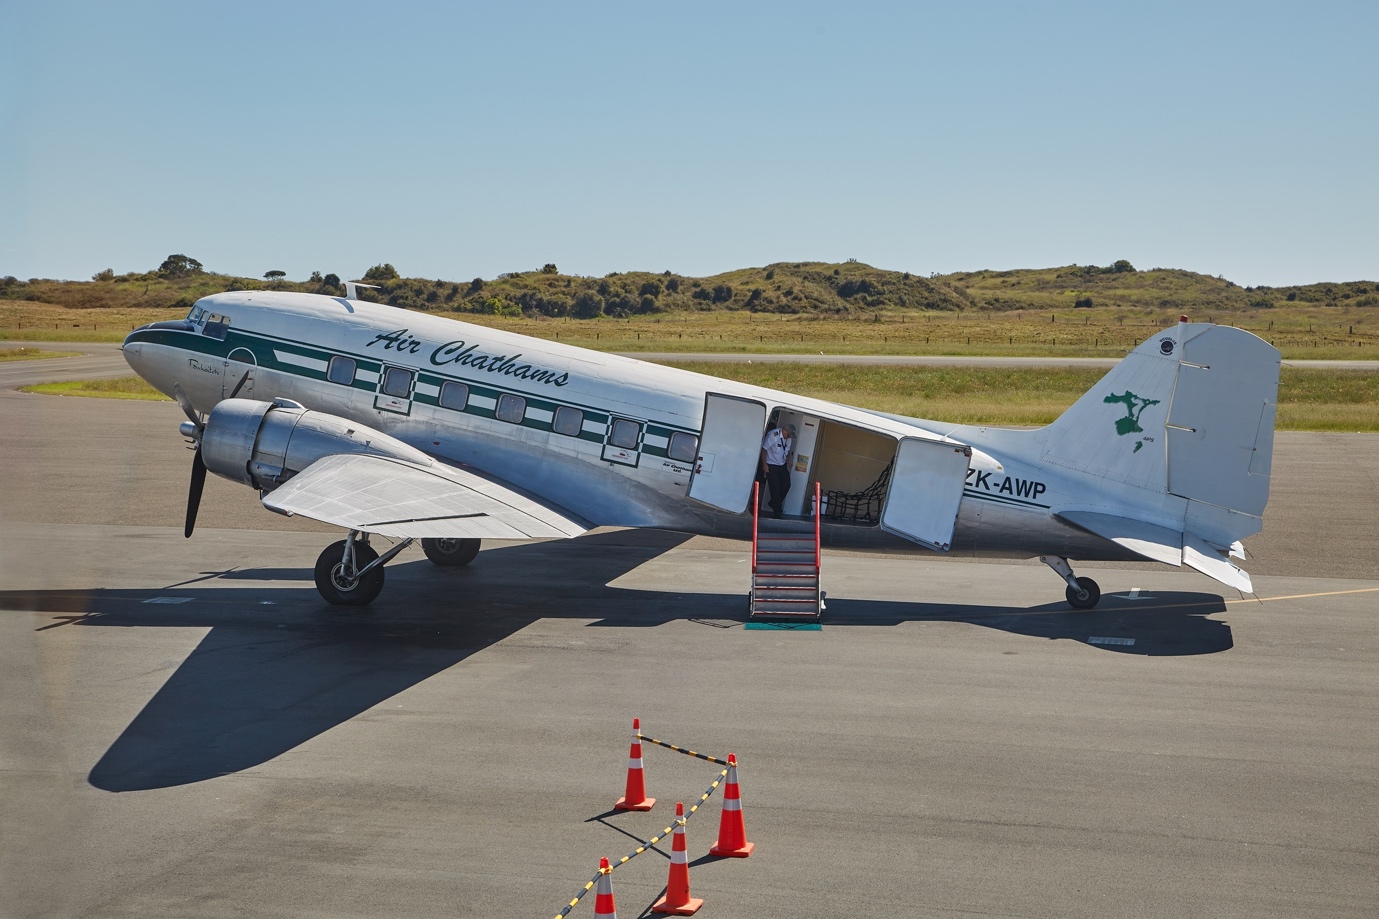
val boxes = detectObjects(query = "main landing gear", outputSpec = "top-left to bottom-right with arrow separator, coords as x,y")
1041,556 -> 1101,609
421,537 -> 481,567
312,534 -> 484,605
313,531 -> 412,606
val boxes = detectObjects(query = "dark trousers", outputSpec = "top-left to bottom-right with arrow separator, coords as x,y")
765,463 -> 791,515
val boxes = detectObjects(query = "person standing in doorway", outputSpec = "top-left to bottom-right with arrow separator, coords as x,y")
760,422 -> 796,518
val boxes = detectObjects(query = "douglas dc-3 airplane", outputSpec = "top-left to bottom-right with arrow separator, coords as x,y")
122,287 -> 1279,609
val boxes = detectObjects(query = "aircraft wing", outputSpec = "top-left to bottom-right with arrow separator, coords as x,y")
1057,510 -> 1253,593
261,453 -> 588,540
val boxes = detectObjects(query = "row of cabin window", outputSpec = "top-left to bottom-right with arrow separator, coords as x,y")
324,354 -> 698,461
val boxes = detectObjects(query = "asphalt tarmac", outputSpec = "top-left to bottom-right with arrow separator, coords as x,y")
2,356 -> 1377,918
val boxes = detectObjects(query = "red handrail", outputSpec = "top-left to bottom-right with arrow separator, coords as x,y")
751,480 -> 760,576
813,481 -> 822,570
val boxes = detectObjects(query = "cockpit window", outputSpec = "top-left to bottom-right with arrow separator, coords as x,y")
202,313 -> 230,340
187,306 -> 207,324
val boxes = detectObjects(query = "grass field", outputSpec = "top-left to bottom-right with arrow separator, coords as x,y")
22,366 -> 1378,431
21,377 -> 173,401
0,347 -> 81,361
3,299 -> 1378,360
659,362 -> 1379,432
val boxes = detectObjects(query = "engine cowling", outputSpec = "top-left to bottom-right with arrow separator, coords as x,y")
200,397 -> 435,491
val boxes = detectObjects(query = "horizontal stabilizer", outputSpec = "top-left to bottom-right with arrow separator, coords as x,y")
262,453 -> 587,540
1057,511 -> 1182,566
1059,510 -> 1254,593
1183,532 -> 1254,593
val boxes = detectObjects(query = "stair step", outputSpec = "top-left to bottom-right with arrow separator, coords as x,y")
756,550 -> 815,564
750,608 -> 821,619
754,583 -> 817,593
755,566 -> 817,578
754,587 -> 818,601
756,536 -> 815,550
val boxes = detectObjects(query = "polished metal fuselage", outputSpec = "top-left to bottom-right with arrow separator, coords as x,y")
124,291 -> 1156,562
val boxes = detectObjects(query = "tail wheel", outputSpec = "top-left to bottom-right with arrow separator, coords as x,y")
422,537 -> 480,567
314,539 -> 384,606
1065,576 -> 1101,610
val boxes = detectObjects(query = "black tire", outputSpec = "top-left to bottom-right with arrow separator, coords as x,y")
1065,576 -> 1101,610
422,537 -> 481,567
314,539 -> 385,606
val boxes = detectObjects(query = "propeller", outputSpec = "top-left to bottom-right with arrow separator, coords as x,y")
173,384 -> 206,538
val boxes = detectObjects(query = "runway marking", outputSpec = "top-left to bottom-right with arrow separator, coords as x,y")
1227,587 -> 1379,605
143,596 -> 195,604
1089,636 -> 1136,646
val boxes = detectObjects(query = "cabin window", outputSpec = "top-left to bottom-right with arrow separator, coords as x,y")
327,356 -> 357,385
382,367 -> 414,398
202,313 -> 230,341
667,431 -> 699,463
610,418 -> 642,450
496,393 -> 526,424
439,381 -> 470,410
552,406 -> 584,437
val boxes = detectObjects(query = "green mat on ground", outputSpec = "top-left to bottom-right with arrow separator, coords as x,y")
745,621 -> 822,631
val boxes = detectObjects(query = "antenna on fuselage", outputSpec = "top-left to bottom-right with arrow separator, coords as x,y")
343,281 -> 380,301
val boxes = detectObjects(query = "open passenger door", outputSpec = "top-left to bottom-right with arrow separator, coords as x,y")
687,393 -> 767,514
880,437 -> 971,551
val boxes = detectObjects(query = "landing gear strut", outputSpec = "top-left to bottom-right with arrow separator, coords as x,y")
313,531 -> 414,606
1041,556 -> 1101,609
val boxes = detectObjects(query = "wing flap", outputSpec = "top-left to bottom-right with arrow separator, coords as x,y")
262,453 -> 587,540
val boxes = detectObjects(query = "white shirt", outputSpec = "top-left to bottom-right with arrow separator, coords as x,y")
761,428 -> 793,466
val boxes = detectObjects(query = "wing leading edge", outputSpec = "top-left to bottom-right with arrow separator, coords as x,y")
1057,510 -> 1253,593
262,453 -> 588,540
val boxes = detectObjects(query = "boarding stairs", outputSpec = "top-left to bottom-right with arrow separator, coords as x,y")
749,482 -> 825,622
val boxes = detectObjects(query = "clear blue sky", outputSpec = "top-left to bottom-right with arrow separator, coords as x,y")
3,1 -> 1375,287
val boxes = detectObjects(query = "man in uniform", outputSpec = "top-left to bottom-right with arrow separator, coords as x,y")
759,422 -> 796,518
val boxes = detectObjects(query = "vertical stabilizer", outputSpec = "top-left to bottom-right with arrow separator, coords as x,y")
1040,322 -> 1281,524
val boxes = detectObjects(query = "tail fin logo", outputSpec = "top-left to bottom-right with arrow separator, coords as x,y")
1103,391 -> 1161,452
1159,338 -> 1176,355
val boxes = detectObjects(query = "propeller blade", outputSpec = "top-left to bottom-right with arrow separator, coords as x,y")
228,369 -> 252,400
172,383 -> 201,429
185,448 -> 207,538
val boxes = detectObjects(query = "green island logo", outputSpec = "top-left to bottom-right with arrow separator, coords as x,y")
1103,391 -> 1160,453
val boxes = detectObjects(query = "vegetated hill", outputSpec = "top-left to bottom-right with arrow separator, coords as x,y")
4,255 -> 1376,320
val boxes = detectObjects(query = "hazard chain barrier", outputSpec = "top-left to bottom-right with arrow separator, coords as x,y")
550,769 -> 728,919
637,734 -> 733,766
552,866 -> 607,919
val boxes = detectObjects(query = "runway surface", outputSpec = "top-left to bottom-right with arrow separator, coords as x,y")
3,357 -> 1378,918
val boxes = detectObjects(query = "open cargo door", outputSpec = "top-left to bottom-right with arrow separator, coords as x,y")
687,393 -> 767,514
880,438 -> 971,551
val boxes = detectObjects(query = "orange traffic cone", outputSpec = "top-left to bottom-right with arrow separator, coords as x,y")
614,717 -> 655,811
652,802 -> 703,915
594,857 -> 617,918
709,752 -> 754,857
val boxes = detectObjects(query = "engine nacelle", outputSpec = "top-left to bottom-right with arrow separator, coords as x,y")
201,397 -> 435,491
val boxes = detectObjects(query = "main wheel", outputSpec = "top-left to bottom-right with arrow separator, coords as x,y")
1065,576 -> 1101,610
422,537 -> 481,567
314,539 -> 385,606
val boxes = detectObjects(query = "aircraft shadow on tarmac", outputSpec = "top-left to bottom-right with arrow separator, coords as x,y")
1,531 -> 1230,793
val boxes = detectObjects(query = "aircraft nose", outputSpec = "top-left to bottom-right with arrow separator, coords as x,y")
122,332 -> 144,370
